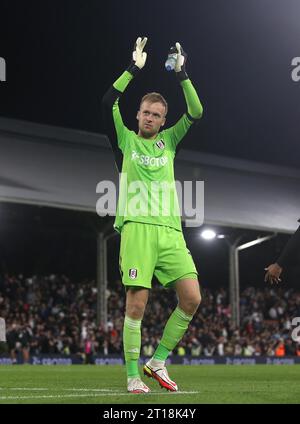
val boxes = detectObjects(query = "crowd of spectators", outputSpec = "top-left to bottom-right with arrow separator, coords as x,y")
0,273 -> 300,361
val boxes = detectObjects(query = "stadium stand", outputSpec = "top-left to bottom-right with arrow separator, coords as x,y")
1,274 -> 300,362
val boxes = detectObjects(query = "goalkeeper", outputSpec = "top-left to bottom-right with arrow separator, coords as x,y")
102,37 -> 203,393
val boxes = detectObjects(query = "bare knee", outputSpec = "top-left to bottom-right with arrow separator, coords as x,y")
126,301 -> 147,319
176,279 -> 202,316
179,291 -> 202,316
125,288 -> 149,320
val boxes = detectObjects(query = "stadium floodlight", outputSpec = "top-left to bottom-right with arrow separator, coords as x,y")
201,229 -> 216,240
199,230 -> 277,328
236,235 -> 276,251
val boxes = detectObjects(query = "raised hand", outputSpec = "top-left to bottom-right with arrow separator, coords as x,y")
132,37 -> 148,69
174,42 -> 187,73
264,263 -> 283,285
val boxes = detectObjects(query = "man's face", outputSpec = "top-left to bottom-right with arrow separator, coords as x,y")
137,101 -> 166,139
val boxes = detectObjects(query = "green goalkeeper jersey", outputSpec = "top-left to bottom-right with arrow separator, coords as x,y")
102,70 -> 203,233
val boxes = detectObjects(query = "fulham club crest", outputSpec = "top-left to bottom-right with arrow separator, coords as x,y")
129,268 -> 138,279
156,140 -> 165,150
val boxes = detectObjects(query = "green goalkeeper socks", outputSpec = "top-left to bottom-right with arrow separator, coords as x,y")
123,315 -> 142,378
124,307 -> 193,375
153,306 -> 193,361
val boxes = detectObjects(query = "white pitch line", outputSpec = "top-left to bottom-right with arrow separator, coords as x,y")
0,394 -> 112,400
0,388 -> 49,391
0,388 -> 114,392
0,391 -> 200,400
64,388 -> 114,392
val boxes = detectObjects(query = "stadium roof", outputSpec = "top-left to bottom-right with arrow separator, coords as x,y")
0,116 -> 299,234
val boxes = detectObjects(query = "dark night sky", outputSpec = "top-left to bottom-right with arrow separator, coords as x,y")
1,0 -> 300,168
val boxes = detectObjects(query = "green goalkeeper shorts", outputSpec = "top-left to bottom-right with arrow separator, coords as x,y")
119,221 -> 198,289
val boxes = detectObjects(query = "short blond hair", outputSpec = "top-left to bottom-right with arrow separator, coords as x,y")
140,92 -> 168,116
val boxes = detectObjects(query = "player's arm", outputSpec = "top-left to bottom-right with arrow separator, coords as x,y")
264,222 -> 300,284
166,43 -> 203,149
101,37 -> 148,170
276,223 -> 300,268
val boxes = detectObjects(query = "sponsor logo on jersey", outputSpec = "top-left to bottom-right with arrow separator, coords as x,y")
131,150 -> 168,167
129,268 -> 138,279
156,140 -> 165,150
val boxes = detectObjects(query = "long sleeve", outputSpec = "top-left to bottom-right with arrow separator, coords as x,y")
166,78 -> 203,150
101,70 -> 135,171
180,78 -> 203,120
276,223 -> 300,268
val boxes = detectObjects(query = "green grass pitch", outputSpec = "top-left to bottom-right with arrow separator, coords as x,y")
0,365 -> 299,404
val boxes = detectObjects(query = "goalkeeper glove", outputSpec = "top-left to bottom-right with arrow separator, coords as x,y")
127,36 -> 148,76
174,42 -> 188,81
